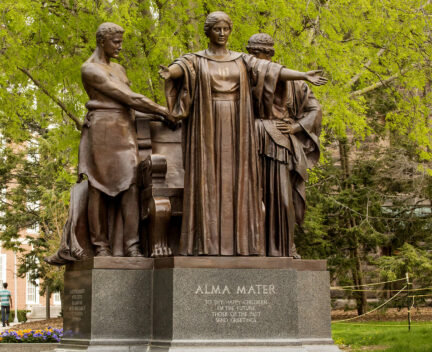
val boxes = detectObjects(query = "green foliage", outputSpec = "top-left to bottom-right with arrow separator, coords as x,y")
297,137 -> 432,306
9,309 -> 29,323
0,0 -> 431,298
378,243 -> 432,289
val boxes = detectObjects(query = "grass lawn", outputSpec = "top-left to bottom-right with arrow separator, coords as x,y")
332,322 -> 432,352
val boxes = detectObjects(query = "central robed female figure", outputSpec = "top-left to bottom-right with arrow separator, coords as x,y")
159,11 -> 326,256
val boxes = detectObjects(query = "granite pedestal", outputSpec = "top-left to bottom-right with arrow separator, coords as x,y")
151,257 -> 341,352
56,257 -> 340,352
55,257 -> 153,352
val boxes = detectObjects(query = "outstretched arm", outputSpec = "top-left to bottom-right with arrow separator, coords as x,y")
159,64 -> 184,80
82,64 -> 168,116
280,68 -> 327,86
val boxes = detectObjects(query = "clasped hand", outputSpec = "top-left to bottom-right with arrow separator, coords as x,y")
276,119 -> 300,135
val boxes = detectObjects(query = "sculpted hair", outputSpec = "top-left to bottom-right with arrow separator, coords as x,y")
204,11 -> 233,37
246,33 -> 275,57
96,22 -> 124,45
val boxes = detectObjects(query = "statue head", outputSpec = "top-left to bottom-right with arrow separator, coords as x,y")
96,22 -> 125,46
246,33 -> 275,61
96,22 -> 124,59
204,11 -> 233,46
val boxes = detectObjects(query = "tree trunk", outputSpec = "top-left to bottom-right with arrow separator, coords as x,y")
46,286 -> 51,320
338,138 -> 368,316
353,244 -> 367,315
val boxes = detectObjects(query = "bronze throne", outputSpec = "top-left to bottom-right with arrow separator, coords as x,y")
136,117 -> 183,257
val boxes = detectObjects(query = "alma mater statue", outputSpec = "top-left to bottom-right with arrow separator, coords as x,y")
47,15 -> 326,263
159,11 -> 326,256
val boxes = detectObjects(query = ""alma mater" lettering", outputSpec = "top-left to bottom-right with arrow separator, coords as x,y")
194,284 -> 276,295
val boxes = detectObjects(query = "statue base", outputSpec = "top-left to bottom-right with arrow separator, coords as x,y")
55,257 -> 341,352
151,257 -> 340,352
57,257 -> 153,352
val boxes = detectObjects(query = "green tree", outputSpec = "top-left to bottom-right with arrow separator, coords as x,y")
0,0 -> 431,314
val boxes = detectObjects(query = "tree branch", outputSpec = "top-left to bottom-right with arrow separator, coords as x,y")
17,67 -> 82,131
346,48 -> 385,88
350,66 -> 413,97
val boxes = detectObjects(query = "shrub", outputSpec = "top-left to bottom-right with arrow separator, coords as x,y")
8,310 -> 29,323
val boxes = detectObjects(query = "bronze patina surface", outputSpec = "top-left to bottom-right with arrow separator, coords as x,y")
46,23 -> 169,264
48,17 -> 327,264
159,11 -> 326,257
66,256 -> 154,271
247,33 -> 323,258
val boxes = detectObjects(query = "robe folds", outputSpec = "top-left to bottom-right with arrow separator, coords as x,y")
256,80 -> 322,256
165,51 -> 283,256
45,181 -> 92,265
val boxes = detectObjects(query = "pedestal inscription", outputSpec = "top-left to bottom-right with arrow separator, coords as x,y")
57,257 -> 340,352
150,258 -> 341,352
205,297 -> 270,324
69,289 -> 86,322
194,283 -> 277,325
63,270 -> 92,340
58,257 -> 153,352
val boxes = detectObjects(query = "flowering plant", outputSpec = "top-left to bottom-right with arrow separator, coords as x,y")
0,327 -> 62,343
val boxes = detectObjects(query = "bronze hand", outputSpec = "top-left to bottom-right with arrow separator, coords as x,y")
305,70 -> 328,86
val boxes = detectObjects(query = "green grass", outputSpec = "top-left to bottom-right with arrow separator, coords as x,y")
332,321 -> 432,352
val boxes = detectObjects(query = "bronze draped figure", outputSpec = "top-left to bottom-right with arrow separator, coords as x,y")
47,16 -> 327,264
247,33 -> 322,257
164,52 -> 279,255
159,12 -> 326,256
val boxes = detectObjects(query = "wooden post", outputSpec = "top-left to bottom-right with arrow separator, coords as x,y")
406,272 -> 411,332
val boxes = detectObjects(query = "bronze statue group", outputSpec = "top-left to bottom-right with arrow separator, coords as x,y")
47,11 -> 326,265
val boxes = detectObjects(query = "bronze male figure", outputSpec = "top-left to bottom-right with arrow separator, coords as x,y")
79,22 -> 169,257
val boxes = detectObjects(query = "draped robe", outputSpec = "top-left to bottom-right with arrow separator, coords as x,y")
256,80 -> 322,256
165,51 -> 283,256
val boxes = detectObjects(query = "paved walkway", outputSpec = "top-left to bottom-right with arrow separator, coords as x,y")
0,322 -> 21,332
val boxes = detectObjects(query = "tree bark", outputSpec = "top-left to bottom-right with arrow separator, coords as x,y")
338,138 -> 368,315
46,285 -> 51,320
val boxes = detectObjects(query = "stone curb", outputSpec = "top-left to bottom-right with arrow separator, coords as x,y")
0,343 -> 58,351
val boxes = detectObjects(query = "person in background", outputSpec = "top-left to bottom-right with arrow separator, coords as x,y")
0,282 -> 12,327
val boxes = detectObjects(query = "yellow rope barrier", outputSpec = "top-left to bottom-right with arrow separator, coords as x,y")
331,287 -> 432,292
332,278 -> 407,289
333,322 -> 432,327
333,285 -> 407,323
332,274 -> 432,329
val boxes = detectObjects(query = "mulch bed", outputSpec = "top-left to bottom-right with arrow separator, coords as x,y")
7,318 -> 63,331
332,307 -> 432,322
